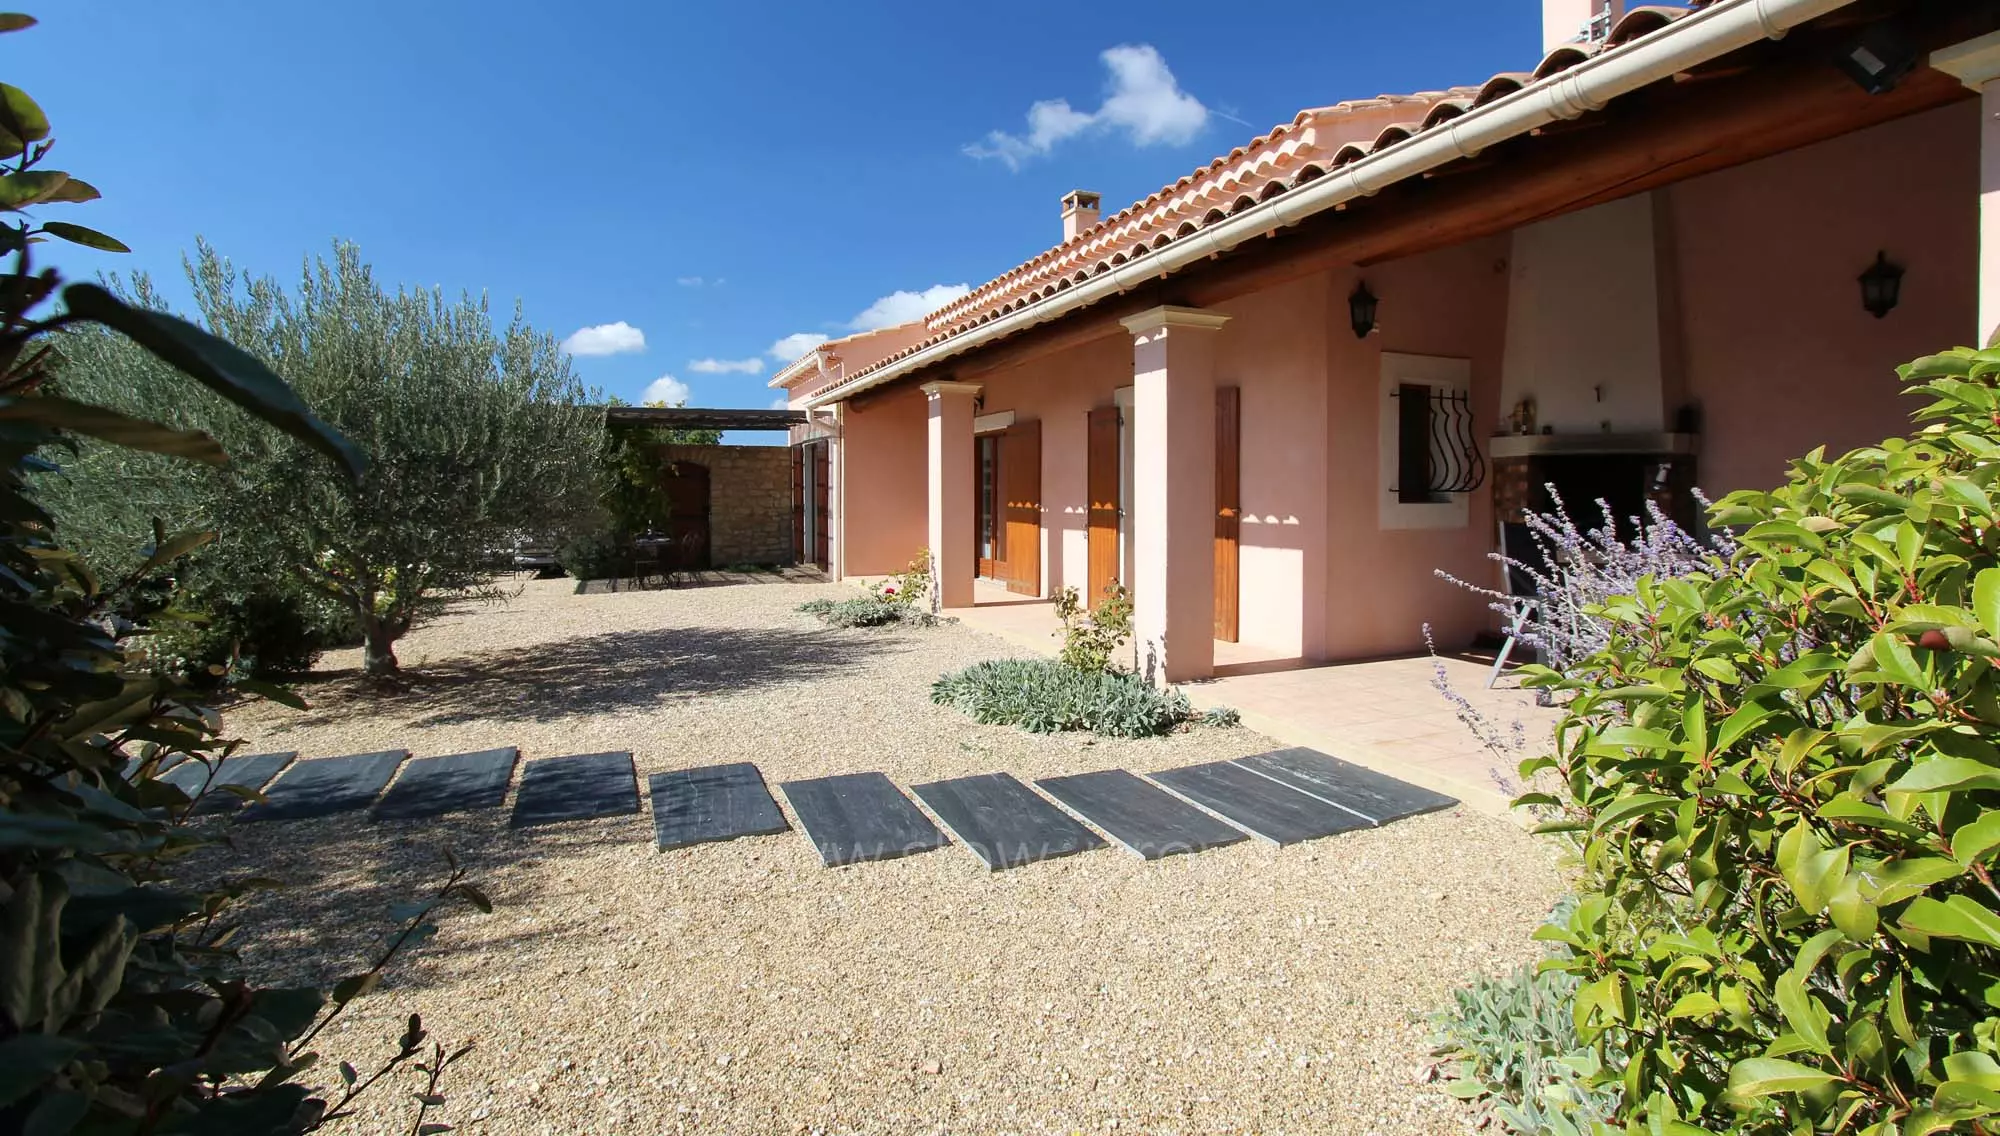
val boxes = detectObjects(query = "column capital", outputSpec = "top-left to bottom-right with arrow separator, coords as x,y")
1932,31 -> 2000,89
920,380 -> 983,401
1119,305 -> 1231,338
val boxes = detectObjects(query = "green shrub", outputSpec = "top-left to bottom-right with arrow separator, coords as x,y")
1518,347 -> 2000,1132
1428,903 -> 1622,1134
558,526 -> 624,581
931,657 -> 1230,737
798,595 -> 939,628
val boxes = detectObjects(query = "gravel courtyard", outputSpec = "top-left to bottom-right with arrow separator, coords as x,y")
210,575 -> 1565,1135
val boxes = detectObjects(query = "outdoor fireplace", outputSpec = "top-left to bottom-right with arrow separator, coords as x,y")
1489,431 -> 1699,532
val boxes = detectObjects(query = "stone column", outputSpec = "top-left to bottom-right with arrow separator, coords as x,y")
923,381 -> 981,610
1119,306 -> 1231,685
1933,32 -> 2000,345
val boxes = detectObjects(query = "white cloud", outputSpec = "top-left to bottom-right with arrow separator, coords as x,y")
848,284 -> 971,331
769,332 -> 831,362
965,44 -> 1208,170
688,357 -> 766,375
769,396 -> 791,410
641,374 -> 690,406
561,320 -> 646,356
676,276 -> 704,286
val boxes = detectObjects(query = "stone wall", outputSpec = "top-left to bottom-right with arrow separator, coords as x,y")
656,443 -> 793,566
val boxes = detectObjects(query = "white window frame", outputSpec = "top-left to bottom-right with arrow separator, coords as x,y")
1378,352 -> 1473,531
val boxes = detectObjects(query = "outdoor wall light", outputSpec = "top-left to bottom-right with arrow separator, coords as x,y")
1859,251 -> 1904,319
1835,23 -> 1917,96
1348,281 -> 1378,339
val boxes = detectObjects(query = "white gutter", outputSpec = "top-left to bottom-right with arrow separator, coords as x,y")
809,0 -> 1855,408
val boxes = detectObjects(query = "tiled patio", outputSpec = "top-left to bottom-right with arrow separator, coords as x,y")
951,579 -> 1559,815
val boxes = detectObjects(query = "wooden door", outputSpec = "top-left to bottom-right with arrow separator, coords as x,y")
1214,386 -> 1240,643
661,461 -> 711,570
1086,405 -> 1121,611
1000,422 -> 1041,596
811,441 -> 830,571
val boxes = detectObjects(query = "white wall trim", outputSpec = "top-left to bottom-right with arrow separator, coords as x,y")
973,410 -> 1015,435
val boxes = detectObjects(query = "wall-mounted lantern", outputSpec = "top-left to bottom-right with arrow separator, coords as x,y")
1859,251 -> 1904,319
1348,281 -> 1378,339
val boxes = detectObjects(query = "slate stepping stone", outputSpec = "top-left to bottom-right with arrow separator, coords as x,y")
1234,747 -> 1457,825
242,750 -> 408,822
911,772 -> 1106,871
649,762 -> 789,851
779,772 -> 946,868
510,751 -> 640,829
1035,769 -> 1249,860
160,752 -> 295,813
373,747 -> 519,822
1146,761 -> 1372,846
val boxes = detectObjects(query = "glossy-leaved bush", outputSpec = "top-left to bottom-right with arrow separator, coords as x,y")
1520,348 -> 2000,1133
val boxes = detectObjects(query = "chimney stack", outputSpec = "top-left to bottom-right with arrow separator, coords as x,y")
1542,0 -> 1623,52
1061,189 -> 1101,242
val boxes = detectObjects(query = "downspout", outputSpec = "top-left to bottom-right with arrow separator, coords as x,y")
808,0 -> 1855,409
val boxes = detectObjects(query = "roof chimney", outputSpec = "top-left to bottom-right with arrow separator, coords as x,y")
1543,0 -> 1623,52
1061,190 -> 1101,242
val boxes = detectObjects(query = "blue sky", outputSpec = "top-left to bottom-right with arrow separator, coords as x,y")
17,1 -> 1538,442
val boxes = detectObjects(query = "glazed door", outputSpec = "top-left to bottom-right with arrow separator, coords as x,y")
976,433 -> 1001,580
1086,404 -> 1121,611
1214,386 -> 1240,642
1000,421 -> 1041,596
811,440 -> 830,571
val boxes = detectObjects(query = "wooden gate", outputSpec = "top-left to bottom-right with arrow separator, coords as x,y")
1086,405 -> 1121,611
661,460 -> 711,570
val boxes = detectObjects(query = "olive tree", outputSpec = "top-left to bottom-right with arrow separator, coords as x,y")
50,241 -> 606,675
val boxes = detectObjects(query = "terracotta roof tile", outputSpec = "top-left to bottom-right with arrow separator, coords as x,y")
843,6 -> 1705,386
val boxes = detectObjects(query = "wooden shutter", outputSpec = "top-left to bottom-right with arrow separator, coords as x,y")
1214,386 -> 1240,643
812,441 -> 831,570
791,444 -> 805,564
1086,405 -> 1121,611
1000,422 -> 1041,596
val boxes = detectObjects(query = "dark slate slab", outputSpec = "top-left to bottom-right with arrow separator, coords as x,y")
1146,761 -> 1372,846
910,772 -> 1106,871
778,772 -> 946,868
649,762 -> 790,851
241,750 -> 407,822
1234,747 -> 1458,825
510,751 -> 640,829
160,752 -> 295,813
1035,769 -> 1250,860
372,747 -> 519,821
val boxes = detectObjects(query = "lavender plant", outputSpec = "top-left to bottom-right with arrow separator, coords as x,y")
1435,490 -> 1727,674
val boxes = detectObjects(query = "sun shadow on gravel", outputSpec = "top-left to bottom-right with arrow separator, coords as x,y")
292,625 -> 907,728
184,807 -> 648,998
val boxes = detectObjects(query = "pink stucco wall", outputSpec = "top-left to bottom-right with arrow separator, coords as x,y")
1668,102 -> 1978,497
1324,237 -> 1513,661
838,385 -> 929,577
1212,275 -> 1332,658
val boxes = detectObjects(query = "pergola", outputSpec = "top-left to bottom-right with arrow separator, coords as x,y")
603,406 -> 807,432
